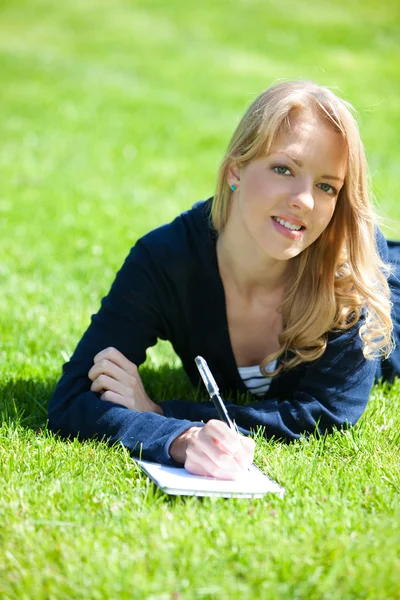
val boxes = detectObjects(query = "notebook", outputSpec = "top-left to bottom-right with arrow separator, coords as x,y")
136,459 -> 285,498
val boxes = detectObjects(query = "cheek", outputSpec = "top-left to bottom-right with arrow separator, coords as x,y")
316,198 -> 337,227
242,171 -> 276,205
326,202 -> 337,224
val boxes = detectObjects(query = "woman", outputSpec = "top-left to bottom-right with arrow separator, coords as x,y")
49,81 -> 399,480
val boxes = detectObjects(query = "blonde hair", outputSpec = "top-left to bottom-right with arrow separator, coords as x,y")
211,80 -> 393,376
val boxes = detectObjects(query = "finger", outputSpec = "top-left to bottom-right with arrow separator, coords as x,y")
203,420 -> 242,455
194,429 -> 246,470
100,390 -> 130,408
93,347 -> 138,375
88,359 -> 135,388
241,436 -> 256,456
234,437 -> 256,466
185,448 -> 243,480
90,374 -> 129,396
183,459 -> 209,477
100,390 -> 124,403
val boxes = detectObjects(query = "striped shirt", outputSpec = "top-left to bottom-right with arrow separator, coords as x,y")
238,361 -> 277,397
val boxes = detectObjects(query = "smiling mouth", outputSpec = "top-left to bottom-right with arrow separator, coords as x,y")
272,216 -> 306,231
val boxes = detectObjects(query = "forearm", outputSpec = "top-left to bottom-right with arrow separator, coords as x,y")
49,378 -> 204,465
161,399 -> 219,422
161,381 -> 372,441
161,397 -> 298,439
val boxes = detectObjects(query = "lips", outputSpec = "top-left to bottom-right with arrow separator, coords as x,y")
271,216 -> 305,240
272,216 -> 306,231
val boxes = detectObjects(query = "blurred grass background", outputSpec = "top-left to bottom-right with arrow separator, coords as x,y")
0,1 -> 399,598
0,0 -> 399,378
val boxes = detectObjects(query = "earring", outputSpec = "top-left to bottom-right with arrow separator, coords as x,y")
230,184 -> 237,191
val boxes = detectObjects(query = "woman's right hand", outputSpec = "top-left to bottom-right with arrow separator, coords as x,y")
169,420 -> 255,480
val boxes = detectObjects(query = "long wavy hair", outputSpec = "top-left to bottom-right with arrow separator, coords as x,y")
211,81 -> 393,376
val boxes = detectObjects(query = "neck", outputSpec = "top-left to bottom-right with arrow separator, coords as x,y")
216,222 -> 289,302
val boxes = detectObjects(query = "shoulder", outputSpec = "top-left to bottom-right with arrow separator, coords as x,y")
123,199 -> 215,280
137,198 -> 214,261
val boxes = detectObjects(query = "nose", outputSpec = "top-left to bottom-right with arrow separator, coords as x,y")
289,183 -> 314,212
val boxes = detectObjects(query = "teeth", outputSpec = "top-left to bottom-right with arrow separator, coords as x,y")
274,217 -> 302,231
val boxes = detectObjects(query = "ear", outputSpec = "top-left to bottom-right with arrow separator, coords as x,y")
226,160 -> 241,189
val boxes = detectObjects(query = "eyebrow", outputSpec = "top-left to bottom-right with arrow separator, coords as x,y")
274,152 -> 345,183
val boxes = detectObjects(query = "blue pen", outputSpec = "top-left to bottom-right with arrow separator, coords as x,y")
195,355 -> 235,430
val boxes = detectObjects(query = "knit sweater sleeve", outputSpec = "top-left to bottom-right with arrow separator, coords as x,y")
161,317 -> 377,440
48,241 -> 203,465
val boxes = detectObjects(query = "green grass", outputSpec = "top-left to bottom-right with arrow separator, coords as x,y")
0,0 -> 399,598
1,380 -> 400,599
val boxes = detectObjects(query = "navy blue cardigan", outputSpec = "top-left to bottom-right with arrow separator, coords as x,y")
48,200 -> 400,465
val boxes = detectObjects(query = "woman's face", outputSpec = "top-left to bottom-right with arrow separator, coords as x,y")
227,109 -> 348,262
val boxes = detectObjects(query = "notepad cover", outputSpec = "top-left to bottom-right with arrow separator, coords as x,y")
136,459 -> 285,498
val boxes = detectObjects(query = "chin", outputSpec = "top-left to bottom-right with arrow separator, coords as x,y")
283,247 -> 305,260
262,244 -> 305,261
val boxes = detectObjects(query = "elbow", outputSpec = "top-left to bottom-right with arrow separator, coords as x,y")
315,412 -> 359,438
47,376 -> 84,438
47,369 -> 92,438
47,391 -> 69,437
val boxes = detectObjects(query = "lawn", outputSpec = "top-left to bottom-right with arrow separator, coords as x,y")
0,0 -> 399,598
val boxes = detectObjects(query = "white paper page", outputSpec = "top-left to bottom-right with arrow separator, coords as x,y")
136,459 -> 285,498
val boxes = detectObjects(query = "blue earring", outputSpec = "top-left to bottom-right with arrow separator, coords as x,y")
230,184 -> 237,191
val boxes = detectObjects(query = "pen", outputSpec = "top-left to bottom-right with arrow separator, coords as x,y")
194,355 -> 282,487
194,355 -> 235,430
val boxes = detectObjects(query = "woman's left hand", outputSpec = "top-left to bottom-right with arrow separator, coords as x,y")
88,347 -> 163,415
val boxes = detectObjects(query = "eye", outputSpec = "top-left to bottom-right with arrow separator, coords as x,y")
273,165 -> 292,176
317,182 -> 337,195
